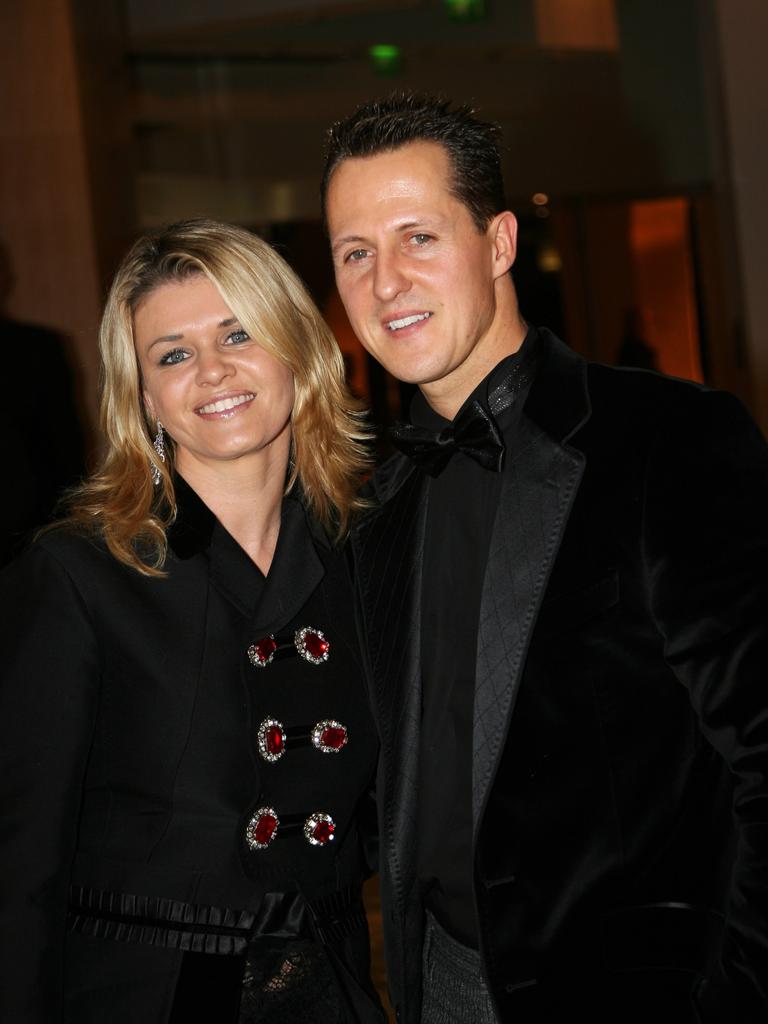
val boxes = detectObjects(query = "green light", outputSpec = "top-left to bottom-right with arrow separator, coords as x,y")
369,44 -> 401,75
444,0 -> 486,20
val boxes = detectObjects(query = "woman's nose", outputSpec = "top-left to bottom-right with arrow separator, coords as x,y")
196,347 -> 233,386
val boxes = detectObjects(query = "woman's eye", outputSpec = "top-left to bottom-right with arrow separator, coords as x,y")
159,347 -> 189,366
225,329 -> 250,345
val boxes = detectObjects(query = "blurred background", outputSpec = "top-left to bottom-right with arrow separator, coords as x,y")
2,0 -> 767,506
1,0 -> 766,1012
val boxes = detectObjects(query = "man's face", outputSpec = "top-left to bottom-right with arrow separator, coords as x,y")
326,141 -> 516,409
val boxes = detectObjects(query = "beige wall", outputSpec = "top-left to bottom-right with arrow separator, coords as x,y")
0,0 -> 133,443
703,0 -> 768,432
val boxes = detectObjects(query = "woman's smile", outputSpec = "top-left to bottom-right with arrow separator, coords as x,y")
195,390 -> 256,418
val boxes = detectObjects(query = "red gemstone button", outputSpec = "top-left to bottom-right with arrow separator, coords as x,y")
304,811 -> 336,846
312,819 -> 334,843
254,814 -> 277,844
246,807 -> 279,849
266,726 -> 283,756
321,726 -> 345,748
312,719 -> 348,754
257,718 -> 286,762
294,626 -> 330,665
247,635 -> 277,668
305,632 -> 329,659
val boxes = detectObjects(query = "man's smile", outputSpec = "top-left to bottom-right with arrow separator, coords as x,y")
384,311 -> 433,332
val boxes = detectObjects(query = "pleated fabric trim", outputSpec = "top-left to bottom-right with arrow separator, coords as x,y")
67,885 -> 258,956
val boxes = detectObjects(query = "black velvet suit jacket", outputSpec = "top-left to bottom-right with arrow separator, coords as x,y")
351,330 -> 768,1024
0,487 -> 380,1023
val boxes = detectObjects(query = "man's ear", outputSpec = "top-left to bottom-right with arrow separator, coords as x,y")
488,211 -> 518,280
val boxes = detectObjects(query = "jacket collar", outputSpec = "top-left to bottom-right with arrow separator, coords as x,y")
167,473 -> 215,560
167,474 -> 326,625
523,327 -> 591,444
366,327 -> 591,512
167,474 -> 330,559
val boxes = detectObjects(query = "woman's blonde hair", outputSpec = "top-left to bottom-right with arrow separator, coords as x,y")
63,219 -> 371,575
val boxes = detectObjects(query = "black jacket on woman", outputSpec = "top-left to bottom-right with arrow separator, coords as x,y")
0,477 -> 383,1023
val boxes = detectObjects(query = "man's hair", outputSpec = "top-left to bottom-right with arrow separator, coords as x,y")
321,92 -> 507,233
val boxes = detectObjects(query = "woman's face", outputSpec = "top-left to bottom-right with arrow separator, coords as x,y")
134,275 -> 295,476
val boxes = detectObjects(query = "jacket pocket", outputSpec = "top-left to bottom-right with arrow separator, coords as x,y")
534,569 -> 619,638
601,901 -> 723,974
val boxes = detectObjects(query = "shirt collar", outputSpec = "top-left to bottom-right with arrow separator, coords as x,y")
410,325 -> 538,432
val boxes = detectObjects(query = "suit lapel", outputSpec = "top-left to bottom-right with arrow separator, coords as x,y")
472,331 -> 590,828
352,460 -> 428,905
355,331 -> 592,877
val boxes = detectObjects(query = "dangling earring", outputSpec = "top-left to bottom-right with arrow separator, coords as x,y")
151,420 -> 165,486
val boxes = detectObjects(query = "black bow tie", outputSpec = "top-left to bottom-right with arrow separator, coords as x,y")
389,399 -> 505,477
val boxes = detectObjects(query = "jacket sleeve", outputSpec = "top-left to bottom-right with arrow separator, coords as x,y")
642,390 -> 768,1023
0,540 -> 100,1022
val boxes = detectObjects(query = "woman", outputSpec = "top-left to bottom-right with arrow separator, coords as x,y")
0,220 -> 384,1023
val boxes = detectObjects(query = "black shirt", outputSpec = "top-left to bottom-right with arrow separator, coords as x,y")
415,329 -> 537,947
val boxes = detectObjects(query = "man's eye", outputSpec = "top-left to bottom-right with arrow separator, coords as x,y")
159,347 -> 188,366
345,248 -> 368,263
225,329 -> 250,345
411,233 -> 432,245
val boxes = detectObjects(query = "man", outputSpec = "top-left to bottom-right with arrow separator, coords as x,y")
322,93 -> 768,1023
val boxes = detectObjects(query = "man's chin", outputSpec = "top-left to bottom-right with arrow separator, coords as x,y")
368,361 -> 437,387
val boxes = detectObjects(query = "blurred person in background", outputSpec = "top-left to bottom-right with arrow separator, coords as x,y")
0,242 -> 86,565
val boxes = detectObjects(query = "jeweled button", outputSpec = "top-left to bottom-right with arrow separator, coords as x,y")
305,632 -> 329,659
311,719 -> 348,754
247,635 -> 277,668
266,726 -> 283,756
294,626 -> 330,665
304,811 -> 336,846
257,718 -> 286,763
245,807 -> 279,849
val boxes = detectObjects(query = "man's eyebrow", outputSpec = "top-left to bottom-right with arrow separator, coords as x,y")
397,220 -> 430,231
146,317 -> 240,350
331,220 -> 437,256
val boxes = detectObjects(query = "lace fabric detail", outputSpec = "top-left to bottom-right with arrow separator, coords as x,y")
238,937 -> 343,1023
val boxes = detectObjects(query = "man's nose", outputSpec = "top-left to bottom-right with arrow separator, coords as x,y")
372,251 -> 411,303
